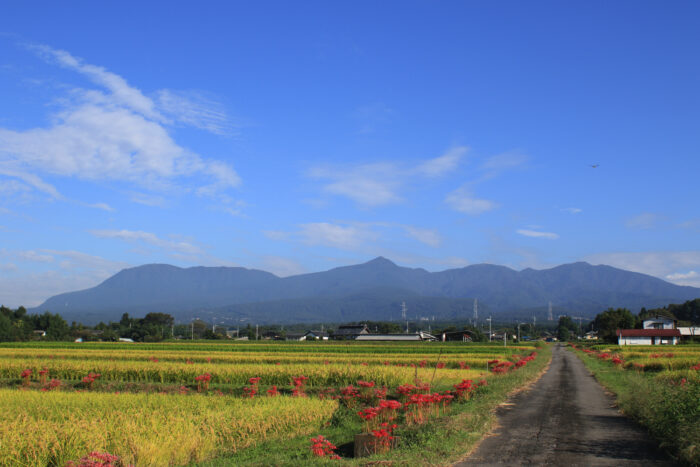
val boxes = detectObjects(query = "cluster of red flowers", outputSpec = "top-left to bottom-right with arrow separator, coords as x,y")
309,435 -> 341,460
194,373 -> 212,392
20,368 -> 32,386
41,378 -> 61,392
691,363 -> 700,371
243,376 -> 261,397
357,380 -> 375,388
82,372 -> 102,389
38,367 -> 49,384
458,361 -> 470,370
148,356 -> 159,363
65,451 -> 125,467
292,375 -> 309,397
372,421 -> 398,452
611,357 -> 624,365
649,353 -> 674,359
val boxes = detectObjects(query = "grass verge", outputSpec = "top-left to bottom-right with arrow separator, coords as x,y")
571,347 -> 700,466
195,344 -> 552,466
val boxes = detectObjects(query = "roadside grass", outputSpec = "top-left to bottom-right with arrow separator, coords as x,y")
571,347 -> 700,466
195,343 -> 552,466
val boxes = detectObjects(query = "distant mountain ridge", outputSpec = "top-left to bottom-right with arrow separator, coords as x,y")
31,257 -> 700,324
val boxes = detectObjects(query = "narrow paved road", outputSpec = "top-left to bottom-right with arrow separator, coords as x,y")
455,345 -> 677,466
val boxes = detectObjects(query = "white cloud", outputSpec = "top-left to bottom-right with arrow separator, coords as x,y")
444,187 -> 497,215
585,251 -> 700,288
309,162 -> 402,206
625,212 -> 661,230
157,90 -> 234,136
665,270 -> 698,282
516,229 -> 559,239
86,202 -> 114,212
298,222 -> 378,250
258,256 -> 306,277
480,152 -> 528,179
415,147 -> 467,177
90,229 -> 203,255
404,226 -> 441,247
0,249 -> 129,307
562,207 -> 582,214
0,45 -> 240,206
309,146 -> 467,207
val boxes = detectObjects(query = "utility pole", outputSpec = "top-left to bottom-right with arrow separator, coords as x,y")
402,302 -> 408,334
255,324 -> 259,341
486,317 -> 492,342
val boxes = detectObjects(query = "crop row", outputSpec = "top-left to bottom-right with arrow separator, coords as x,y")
0,348 -> 517,368
1,358 -> 485,387
0,340 -> 537,355
0,389 -> 337,467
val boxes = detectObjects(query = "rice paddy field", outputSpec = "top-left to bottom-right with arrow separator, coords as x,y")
0,340 -> 550,466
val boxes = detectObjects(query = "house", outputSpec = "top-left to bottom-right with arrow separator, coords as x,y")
617,329 -> 681,345
642,316 -> 676,330
285,333 -> 306,341
332,324 -> 370,340
303,330 -> 329,340
32,330 -> 46,338
583,331 -> 598,340
678,326 -> 700,338
118,337 -> 134,343
355,331 -> 436,342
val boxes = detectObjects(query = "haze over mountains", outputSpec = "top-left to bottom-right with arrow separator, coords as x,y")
32,257 -> 700,325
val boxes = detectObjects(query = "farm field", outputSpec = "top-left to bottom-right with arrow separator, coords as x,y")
0,340 -> 551,466
571,344 -> 700,464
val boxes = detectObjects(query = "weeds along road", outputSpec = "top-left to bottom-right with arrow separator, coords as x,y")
456,344 -> 677,466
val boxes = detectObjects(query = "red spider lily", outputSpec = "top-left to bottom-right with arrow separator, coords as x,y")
611,357 -> 624,366
358,380 -> 375,388
310,435 -> 340,459
436,362 -> 446,369
243,386 -> 257,397
185,359 -> 194,364
419,360 -> 428,368
691,363 -> 700,371
379,399 -> 402,410
458,362 -> 470,370
396,384 -> 416,396
374,386 -> 388,400
248,377 -> 261,385
194,373 -> 212,392
487,359 -> 499,365
323,360 -> 330,365
361,362 -> 368,366
206,357 -> 212,363
292,375 -> 309,397
82,372 -> 102,389
65,451 -> 124,467
383,361 -> 391,366
38,367 -> 49,385
179,386 -> 189,394
20,368 -> 32,386
266,385 -> 280,396
148,356 -> 159,363
41,378 -> 61,392
453,379 -> 475,400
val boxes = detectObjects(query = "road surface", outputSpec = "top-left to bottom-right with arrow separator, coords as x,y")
455,344 -> 677,466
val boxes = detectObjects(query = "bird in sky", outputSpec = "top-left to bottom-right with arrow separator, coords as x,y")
590,164 -> 599,168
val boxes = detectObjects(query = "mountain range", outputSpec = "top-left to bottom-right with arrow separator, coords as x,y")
31,257 -> 700,325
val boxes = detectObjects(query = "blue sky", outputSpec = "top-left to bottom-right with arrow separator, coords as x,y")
1,1 -> 699,307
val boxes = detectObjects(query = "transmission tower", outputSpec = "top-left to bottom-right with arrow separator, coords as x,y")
401,301 -> 408,334
473,298 -> 478,325
548,301 -> 553,321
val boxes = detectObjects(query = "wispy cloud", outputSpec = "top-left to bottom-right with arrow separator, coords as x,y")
86,202 -> 114,212
445,187 -> 497,215
479,152 -> 528,179
298,222 -> 378,250
308,146 -> 466,207
585,250 -> 700,287
625,212 -> 661,230
90,229 -> 203,255
0,45 -> 240,207
403,226 -> 442,247
258,256 -> 306,277
414,147 -> 467,177
516,229 -> 559,239
157,90 -> 235,136
562,207 -> 582,214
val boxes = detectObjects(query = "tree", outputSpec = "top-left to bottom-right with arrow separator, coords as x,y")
557,316 -> 576,341
593,308 -> 637,343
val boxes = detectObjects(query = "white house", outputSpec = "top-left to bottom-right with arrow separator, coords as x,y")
617,329 -> 681,345
642,316 -> 676,330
